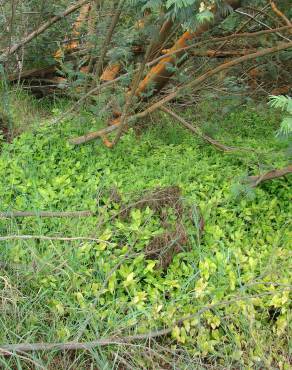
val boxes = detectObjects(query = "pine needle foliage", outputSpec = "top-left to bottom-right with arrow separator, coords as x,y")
269,95 -> 292,137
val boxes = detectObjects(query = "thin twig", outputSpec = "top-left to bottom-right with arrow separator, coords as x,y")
270,1 -> 292,27
0,291 -> 289,354
0,210 -> 94,218
0,235 -> 104,243
93,0 -> 124,79
160,106 -> 248,152
235,9 -> 291,42
0,0 -> 94,62
247,165 -> 292,187
50,72 -> 131,126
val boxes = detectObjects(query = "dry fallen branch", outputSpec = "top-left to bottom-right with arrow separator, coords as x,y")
69,122 -> 120,145
133,41 -> 292,120
0,291 -> 289,354
191,49 -> 257,57
270,1 -> 292,27
53,26 -> 291,128
93,0 -> 124,79
69,40 -> 292,146
146,25 -> 292,67
0,235 -> 103,243
161,106 -> 242,152
8,65 -> 57,82
112,34 -> 158,147
0,210 -> 93,219
247,165 -> 292,187
0,0 -> 94,62
135,0 -> 242,97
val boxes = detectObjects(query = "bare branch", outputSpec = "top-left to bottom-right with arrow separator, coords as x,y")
93,0 -> 124,79
247,165 -> 292,187
0,291 -> 289,354
160,106 -> 245,152
69,122 -> 120,145
0,0 -> 93,62
133,41 -> 292,120
0,235 -> 103,243
270,1 -> 292,27
0,210 -> 93,218
54,26 -> 291,127
112,34 -> 159,147
69,41 -> 292,146
146,26 -> 292,67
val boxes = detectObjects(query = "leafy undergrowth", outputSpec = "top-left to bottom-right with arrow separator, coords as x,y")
0,85 -> 51,142
0,102 -> 291,369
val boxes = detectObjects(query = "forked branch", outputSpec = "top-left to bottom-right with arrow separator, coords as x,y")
0,0 -> 92,62
69,40 -> 292,146
133,41 -> 292,120
0,210 -> 93,218
0,292 -> 286,354
247,165 -> 292,187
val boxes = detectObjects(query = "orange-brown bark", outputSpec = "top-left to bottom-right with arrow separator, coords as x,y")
248,165 -> 292,187
100,63 -> 121,81
270,1 -> 292,27
0,0 -> 91,62
149,19 -> 173,60
70,3 -> 91,48
135,29 -> 197,97
135,0 -> 241,97
54,3 -> 91,60
271,85 -> 292,95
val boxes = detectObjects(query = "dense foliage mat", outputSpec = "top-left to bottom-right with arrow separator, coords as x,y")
0,105 -> 291,369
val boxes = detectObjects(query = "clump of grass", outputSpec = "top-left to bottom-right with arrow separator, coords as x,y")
0,84 -> 50,140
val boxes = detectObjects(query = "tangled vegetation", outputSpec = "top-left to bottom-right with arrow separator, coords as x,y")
0,95 -> 291,368
0,0 -> 291,368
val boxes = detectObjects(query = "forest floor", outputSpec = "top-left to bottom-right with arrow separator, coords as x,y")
0,90 -> 291,369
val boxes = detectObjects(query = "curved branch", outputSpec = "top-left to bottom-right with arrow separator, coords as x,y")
133,41 -> 292,120
0,210 -> 93,219
0,292 -> 286,354
69,41 -> 292,145
247,165 -> 292,187
270,1 -> 292,27
0,235 -> 103,242
0,0 -> 92,62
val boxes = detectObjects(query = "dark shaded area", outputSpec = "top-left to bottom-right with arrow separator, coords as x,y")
0,111 -> 12,142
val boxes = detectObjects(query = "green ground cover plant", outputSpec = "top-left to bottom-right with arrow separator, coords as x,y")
0,100 -> 291,369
